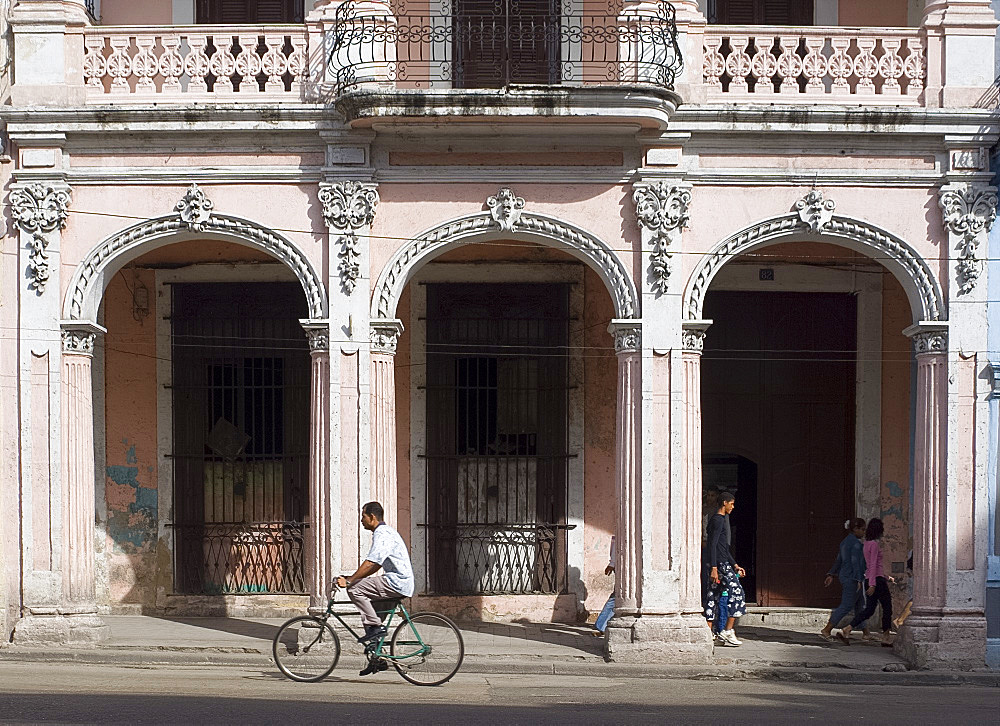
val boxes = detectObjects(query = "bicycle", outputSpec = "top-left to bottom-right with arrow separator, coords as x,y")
272,586 -> 464,686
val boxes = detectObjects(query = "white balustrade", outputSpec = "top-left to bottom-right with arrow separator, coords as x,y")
83,26 -> 308,101
703,26 -> 926,105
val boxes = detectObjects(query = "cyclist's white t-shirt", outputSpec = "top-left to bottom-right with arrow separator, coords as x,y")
365,523 -> 415,597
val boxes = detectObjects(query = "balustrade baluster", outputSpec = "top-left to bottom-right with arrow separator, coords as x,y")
210,35 -> 238,94
159,35 -> 184,92
237,33 -> 263,93
776,36 -> 802,94
185,34 -> 211,93
879,38 -> 904,96
802,36 -> 827,94
107,36 -> 132,94
83,35 -> 107,92
262,34 -> 289,93
133,34 -> 159,92
854,37 -> 878,95
904,38 -> 926,98
703,35 -> 725,89
750,37 -> 777,95
828,37 -> 852,94
725,35 -> 751,93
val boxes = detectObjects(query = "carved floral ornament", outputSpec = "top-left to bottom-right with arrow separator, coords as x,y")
487,187 -> 525,232
682,329 -> 706,352
939,183 -> 998,296
10,183 -> 72,294
302,323 -> 330,352
911,330 -> 948,354
175,183 -> 214,231
61,323 -> 106,355
633,182 -> 691,294
319,181 -> 380,295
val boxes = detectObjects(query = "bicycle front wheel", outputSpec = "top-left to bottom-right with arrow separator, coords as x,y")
273,615 -> 341,682
390,611 -> 464,686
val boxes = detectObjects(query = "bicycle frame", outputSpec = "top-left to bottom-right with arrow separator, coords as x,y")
320,594 -> 429,662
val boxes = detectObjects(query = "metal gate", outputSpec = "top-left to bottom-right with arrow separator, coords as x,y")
170,282 -> 310,595
423,283 -> 572,595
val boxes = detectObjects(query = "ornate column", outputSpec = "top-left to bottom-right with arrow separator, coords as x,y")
680,320 -> 711,615
302,321 -> 331,610
608,320 -> 643,618
370,319 -> 403,526
60,323 -> 104,608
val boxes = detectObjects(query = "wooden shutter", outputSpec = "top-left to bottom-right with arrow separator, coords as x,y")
197,0 -> 303,23
714,0 -> 814,25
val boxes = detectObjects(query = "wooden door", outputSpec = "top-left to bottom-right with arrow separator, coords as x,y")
702,291 -> 855,607
453,0 -> 559,88
711,0 -> 813,25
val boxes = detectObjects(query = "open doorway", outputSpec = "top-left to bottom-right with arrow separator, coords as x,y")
702,290 -> 856,607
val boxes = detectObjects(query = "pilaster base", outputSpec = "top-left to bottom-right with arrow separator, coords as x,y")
895,611 -> 987,670
604,614 -> 713,663
13,609 -> 109,646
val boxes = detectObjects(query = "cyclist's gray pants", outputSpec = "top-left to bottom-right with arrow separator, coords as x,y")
347,575 -> 404,627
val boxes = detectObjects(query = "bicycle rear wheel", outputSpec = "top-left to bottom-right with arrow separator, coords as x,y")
390,612 -> 464,686
273,615 -> 341,682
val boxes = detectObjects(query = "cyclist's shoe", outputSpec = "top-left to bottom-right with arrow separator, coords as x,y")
359,657 -> 389,676
359,625 -> 387,644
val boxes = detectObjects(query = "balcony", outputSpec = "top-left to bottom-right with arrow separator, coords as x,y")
702,25 -> 927,105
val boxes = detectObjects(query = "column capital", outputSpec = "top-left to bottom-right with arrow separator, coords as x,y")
319,180 -> 379,295
608,319 -> 642,354
681,319 -> 712,353
370,318 -> 404,355
939,182 -> 997,295
903,322 -> 949,354
60,320 -> 105,355
300,319 -> 330,353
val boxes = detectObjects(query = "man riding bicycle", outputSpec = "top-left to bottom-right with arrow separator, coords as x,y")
336,501 -> 414,676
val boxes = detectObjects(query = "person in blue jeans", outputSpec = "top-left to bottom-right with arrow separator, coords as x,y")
594,536 -> 616,635
820,517 -> 867,643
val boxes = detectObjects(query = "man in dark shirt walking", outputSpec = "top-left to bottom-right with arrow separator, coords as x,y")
704,491 -> 747,646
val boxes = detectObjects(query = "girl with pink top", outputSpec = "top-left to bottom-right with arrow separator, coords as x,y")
840,518 -> 895,646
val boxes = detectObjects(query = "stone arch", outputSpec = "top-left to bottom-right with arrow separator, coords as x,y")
370,211 -> 639,321
64,213 -> 327,321
682,212 -> 945,324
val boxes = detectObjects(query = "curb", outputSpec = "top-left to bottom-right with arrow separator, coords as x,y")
1,647 -> 998,687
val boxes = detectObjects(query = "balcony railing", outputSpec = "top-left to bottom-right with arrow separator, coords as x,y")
703,26 -> 926,104
326,4 -> 682,96
83,25 -> 309,100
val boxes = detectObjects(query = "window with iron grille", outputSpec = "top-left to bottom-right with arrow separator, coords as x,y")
169,282 -> 310,595
423,283 -> 572,595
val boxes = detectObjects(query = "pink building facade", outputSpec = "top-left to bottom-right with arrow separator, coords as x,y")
1,0 -> 998,668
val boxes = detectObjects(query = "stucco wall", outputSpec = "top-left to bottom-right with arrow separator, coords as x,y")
0,141 -> 16,639
880,271 -> 915,616
102,270 -> 159,608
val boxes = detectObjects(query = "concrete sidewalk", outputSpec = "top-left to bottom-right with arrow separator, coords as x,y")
2,615 -> 998,687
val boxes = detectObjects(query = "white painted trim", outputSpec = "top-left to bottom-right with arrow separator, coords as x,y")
153,263 -> 298,606
408,262 -> 587,609
709,262 -> 884,529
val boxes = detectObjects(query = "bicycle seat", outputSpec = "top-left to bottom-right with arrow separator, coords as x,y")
371,597 -> 402,621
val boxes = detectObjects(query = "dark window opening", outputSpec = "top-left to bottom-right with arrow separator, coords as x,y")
708,0 -> 814,25
197,0 -> 304,24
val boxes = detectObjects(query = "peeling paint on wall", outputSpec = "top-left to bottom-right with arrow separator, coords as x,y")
106,455 -> 157,554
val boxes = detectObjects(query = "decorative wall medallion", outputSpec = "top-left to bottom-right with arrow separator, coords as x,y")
10,183 -> 71,294
633,182 -> 690,294
175,183 -> 214,231
911,330 -> 948,354
61,329 -> 96,354
319,181 -> 379,294
795,190 -> 836,232
486,187 -> 525,232
370,320 -> 402,355
939,183 -> 998,295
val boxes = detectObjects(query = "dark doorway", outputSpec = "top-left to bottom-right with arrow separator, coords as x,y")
197,0 -> 304,24
701,290 -> 856,607
453,0 -> 560,88
423,283 -> 571,595
170,282 -> 310,595
708,0 -> 814,25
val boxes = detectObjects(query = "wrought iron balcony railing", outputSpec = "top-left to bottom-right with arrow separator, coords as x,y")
327,2 -> 683,96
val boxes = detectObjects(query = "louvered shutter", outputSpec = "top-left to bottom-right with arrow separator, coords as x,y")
714,0 -> 813,25
198,0 -> 302,23
454,0 -> 557,87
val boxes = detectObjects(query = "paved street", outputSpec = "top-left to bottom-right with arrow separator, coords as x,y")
0,662 -> 996,725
